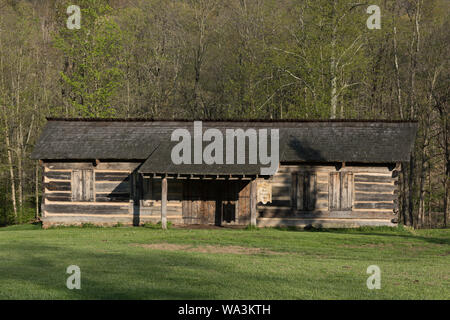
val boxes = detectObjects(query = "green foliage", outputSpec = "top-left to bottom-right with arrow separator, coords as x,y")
0,223 -> 41,231
0,194 -> 36,226
16,206 -> 36,225
53,0 -> 124,117
81,223 -> 101,228
244,224 -> 259,231
142,221 -> 173,229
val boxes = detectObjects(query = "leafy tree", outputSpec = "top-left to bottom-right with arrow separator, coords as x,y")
54,0 -> 123,117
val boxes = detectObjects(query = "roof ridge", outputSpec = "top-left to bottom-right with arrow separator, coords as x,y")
45,117 -> 418,123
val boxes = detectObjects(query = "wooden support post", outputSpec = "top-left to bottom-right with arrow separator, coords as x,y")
250,179 -> 257,227
161,176 -> 168,230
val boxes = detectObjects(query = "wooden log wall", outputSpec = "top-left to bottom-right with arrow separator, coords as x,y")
258,164 -> 399,227
41,161 -> 399,228
41,162 -> 183,227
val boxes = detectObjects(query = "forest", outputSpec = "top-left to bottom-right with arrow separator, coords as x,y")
0,0 -> 448,228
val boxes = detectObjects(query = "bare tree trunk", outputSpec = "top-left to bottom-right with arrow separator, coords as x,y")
4,123 -> 18,221
444,107 -> 449,227
190,0 -> 218,118
126,76 -> 130,118
35,161 -> 39,220
330,0 -> 337,119
418,164 -> 426,227
434,84 -> 449,228
408,155 -> 415,227
445,122 -> 449,227
17,129 -> 23,221
409,0 -> 422,119
393,25 -> 403,119
417,126 -> 428,228
14,49 -> 23,222
400,168 -> 408,225
403,0 -> 423,228
427,162 -> 432,228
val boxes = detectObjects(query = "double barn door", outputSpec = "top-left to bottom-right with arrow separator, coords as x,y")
182,180 -> 250,225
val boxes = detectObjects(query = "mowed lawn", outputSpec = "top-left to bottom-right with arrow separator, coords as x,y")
0,224 -> 448,299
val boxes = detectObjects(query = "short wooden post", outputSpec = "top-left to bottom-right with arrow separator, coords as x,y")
161,176 -> 167,230
250,179 -> 257,227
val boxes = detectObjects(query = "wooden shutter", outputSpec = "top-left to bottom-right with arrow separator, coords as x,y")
291,173 -> 297,209
296,172 -> 317,211
329,172 -> 340,211
340,172 -> 353,210
72,170 -> 82,201
329,172 -> 353,211
71,169 -> 94,202
82,170 -> 94,201
296,173 -> 303,210
305,172 -> 317,211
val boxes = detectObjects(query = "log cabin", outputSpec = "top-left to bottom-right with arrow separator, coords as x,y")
31,118 -> 417,229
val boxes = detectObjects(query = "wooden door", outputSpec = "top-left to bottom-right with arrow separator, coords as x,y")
220,181 -> 239,224
237,181 -> 251,224
182,180 -> 250,225
200,182 -> 217,224
182,180 -> 217,225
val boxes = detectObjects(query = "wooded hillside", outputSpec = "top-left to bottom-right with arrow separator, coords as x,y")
0,0 -> 448,228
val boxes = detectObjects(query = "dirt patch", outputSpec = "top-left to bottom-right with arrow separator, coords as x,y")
131,243 -> 284,255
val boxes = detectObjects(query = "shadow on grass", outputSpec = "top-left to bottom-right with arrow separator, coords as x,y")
1,239 -> 401,300
2,240 -> 316,299
1,241 -> 222,299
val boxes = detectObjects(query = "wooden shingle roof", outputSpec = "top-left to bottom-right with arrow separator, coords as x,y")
31,119 -> 418,174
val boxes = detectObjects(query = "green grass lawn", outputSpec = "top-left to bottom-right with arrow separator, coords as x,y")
0,224 -> 448,299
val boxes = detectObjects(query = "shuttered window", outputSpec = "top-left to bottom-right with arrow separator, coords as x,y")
329,172 -> 353,211
71,170 -> 94,201
294,172 -> 317,211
